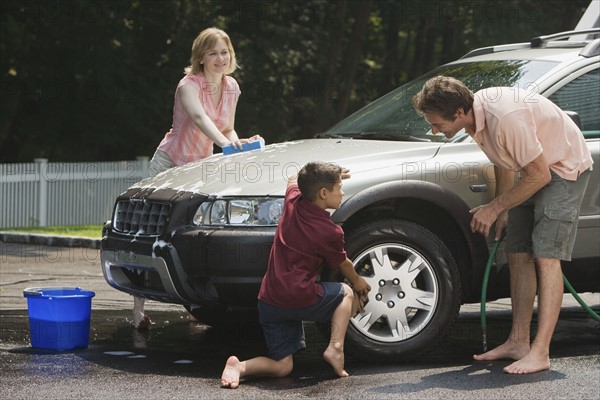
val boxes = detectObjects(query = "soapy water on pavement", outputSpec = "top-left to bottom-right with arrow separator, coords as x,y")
104,350 -> 192,363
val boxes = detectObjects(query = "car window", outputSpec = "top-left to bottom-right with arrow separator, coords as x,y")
324,60 -> 558,142
549,69 -> 600,138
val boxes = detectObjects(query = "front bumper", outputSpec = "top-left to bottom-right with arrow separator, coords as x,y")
100,226 -> 275,307
101,245 -> 204,305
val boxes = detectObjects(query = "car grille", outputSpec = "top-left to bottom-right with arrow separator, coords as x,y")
113,200 -> 171,236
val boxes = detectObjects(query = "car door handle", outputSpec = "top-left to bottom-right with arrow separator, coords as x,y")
470,184 -> 488,192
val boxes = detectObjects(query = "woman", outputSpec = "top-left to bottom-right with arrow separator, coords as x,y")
148,26 -> 260,176
134,27 -> 261,329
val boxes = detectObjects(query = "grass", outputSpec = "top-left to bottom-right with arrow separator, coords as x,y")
1,225 -> 103,238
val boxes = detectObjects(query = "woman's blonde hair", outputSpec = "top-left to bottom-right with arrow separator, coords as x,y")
186,27 -> 238,75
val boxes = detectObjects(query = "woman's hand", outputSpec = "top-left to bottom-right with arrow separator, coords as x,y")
229,134 -> 263,150
247,134 -> 262,142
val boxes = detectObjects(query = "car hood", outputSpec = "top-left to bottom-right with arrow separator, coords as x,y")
133,139 -> 441,196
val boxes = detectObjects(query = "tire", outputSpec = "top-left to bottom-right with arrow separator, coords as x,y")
334,219 -> 461,362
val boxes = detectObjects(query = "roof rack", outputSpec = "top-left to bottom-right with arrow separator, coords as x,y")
459,43 -> 529,59
580,38 -> 600,57
531,28 -> 600,47
460,28 -> 600,59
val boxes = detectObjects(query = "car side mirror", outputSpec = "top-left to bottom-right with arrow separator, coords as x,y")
564,111 -> 581,129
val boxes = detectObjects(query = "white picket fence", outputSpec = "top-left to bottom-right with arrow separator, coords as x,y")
0,157 -> 149,228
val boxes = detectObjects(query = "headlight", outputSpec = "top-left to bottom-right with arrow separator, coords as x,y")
211,200 -> 228,224
192,197 -> 284,226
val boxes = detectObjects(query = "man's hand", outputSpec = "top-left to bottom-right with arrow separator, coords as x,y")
470,201 -> 503,238
471,153 -> 551,238
493,209 -> 508,241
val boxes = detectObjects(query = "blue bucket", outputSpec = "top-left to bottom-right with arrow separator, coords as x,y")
24,287 -> 95,350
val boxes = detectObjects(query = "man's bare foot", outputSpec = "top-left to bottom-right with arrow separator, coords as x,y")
473,341 -> 529,361
323,342 -> 349,377
221,356 -> 244,389
503,351 -> 550,374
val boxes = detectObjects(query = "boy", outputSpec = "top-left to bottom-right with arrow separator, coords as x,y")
220,161 -> 371,388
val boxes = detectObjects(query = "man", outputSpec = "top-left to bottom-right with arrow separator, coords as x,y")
413,76 -> 593,374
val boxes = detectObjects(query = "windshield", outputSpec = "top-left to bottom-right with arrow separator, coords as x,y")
323,60 -> 557,142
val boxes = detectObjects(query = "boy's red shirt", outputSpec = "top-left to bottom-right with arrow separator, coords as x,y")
257,184 -> 347,308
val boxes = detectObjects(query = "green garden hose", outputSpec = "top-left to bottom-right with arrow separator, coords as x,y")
480,239 -> 501,352
480,239 -> 600,352
562,275 -> 600,322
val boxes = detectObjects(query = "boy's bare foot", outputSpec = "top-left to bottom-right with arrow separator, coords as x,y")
221,356 -> 243,389
323,342 -> 349,378
503,351 -> 550,374
473,341 -> 529,361
187,313 -> 199,322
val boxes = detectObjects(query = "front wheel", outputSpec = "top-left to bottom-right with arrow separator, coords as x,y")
340,219 -> 462,362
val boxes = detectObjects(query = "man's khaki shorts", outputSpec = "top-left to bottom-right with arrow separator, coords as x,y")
505,169 -> 591,261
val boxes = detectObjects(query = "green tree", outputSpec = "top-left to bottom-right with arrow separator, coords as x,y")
0,0 -> 591,162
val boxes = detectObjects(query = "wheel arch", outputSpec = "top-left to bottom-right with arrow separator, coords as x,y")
333,180 -> 489,301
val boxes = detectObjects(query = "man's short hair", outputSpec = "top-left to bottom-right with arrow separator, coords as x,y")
413,76 -> 474,120
297,162 -> 342,201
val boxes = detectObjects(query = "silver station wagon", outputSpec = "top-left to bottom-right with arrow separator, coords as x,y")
102,29 -> 599,361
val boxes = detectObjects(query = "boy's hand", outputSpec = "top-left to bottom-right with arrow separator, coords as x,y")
341,168 -> 351,180
352,276 -> 371,297
338,258 -> 370,295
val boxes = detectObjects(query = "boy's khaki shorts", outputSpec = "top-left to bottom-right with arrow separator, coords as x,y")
505,169 -> 591,261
